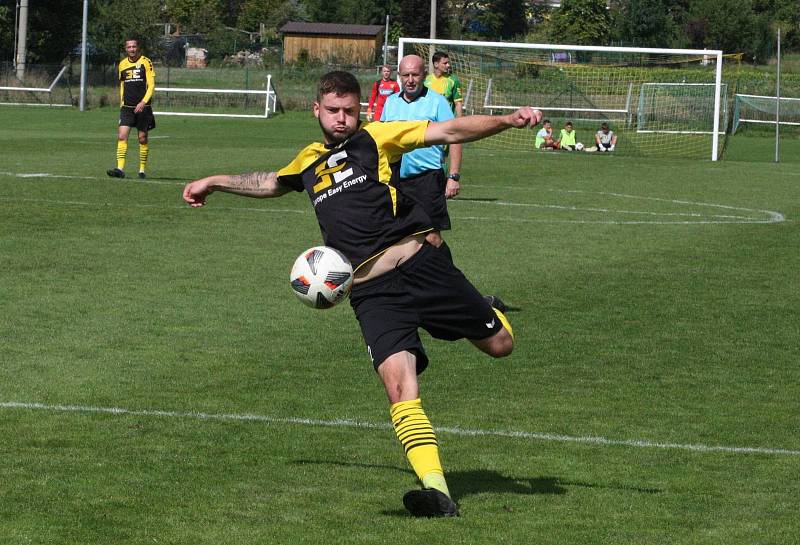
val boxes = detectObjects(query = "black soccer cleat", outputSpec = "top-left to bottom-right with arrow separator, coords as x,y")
138,172 -> 146,179
106,168 -> 125,179
484,295 -> 507,314
402,488 -> 459,518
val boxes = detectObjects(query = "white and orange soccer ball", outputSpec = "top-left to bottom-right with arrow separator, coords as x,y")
289,246 -> 353,309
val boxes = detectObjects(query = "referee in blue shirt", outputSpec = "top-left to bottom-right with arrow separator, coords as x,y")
381,54 -> 462,254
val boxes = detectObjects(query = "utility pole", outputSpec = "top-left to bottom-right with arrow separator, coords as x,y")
15,0 -> 29,81
80,0 -> 89,111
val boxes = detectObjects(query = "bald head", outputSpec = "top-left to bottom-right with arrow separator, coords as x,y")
398,55 -> 426,100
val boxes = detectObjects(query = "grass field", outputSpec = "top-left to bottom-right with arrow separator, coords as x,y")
1,106 -> 799,544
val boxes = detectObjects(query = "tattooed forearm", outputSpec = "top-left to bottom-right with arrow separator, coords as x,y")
229,171 -> 275,193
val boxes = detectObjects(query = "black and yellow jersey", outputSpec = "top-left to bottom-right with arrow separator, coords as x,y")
118,55 -> 155,107
277,121 -> 434,272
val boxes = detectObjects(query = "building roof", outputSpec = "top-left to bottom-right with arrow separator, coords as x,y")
279,22 -> 384,37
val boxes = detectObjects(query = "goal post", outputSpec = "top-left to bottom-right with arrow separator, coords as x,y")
154,73 -> 280,119
398,38 -> 727,160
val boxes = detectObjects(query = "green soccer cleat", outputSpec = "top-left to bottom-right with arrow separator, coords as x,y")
402,488 -> 459,518
106,168 -> 125,179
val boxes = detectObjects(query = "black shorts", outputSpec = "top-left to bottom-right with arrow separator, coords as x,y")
119,105 -> 156,132
349,242 -> 501,374
400,169 -> 451,231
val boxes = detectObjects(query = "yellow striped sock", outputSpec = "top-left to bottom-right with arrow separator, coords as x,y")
390,398 -> 450,498
494,308 -> 514,339
116,140 -> 128,170
138,143 -> 149,173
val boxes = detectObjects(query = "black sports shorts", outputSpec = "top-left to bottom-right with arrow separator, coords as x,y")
349,242 -> 501,374
400,169 -> 451,231
119,105 -> 156,132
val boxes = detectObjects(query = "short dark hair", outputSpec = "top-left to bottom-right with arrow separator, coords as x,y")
125,38 -> 140,45
432,51 -> 450,64
600,122 -> 610,130
317,71 -> 361,101
565,121 -> 573,127
542,118 -> 551,124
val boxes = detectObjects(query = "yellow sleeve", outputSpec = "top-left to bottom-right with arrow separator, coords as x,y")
118,60 -> 124,106
363,121 -> 429,163
142,56 -> 155,104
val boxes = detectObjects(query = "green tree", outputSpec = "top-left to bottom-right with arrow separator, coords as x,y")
92,0 -> 163,63
0,2 -> 12,62
549,0 -> 611,45
166,0 -> 223,34
611,0 -> 683,47
238,0 -> 309,36
684,0 -> 770,61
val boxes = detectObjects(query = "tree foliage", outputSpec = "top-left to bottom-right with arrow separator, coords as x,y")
548,0 -> 612,45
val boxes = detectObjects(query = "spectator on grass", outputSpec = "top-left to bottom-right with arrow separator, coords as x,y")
595,122 -> 617,152
535,119 -> 558,150
557,121 -> 577,151
106,38 -> 156,180
366,65 -> 400,122
381,54 -> 462,254
183,70 -> 543,519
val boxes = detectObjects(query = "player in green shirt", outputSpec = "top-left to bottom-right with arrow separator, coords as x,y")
423,51 -> 463,117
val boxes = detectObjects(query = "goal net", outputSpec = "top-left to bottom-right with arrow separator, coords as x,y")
731,94 -> 800,134
399,38 -> 732,160
0,64 -> 72,107
154,74 -> 280,118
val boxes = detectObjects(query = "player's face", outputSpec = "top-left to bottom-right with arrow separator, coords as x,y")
398,62 -> 425,99
314,92 -> 360,145
435,57 -> 451,75
381,67 -> 392,80
125,40 -> 140,60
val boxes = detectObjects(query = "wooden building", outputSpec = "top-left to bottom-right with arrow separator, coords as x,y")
279,22 -> 384,65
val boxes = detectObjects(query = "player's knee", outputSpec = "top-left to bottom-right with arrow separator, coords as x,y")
488,329 -> 514,358
425,231 -> 443,248
138,134 -> 148,145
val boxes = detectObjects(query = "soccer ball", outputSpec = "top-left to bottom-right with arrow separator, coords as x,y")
289,246 -> 353,309
575,142 -> 585,151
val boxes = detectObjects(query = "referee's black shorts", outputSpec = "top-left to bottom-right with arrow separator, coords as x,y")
119,105 -> 156,132
349,242 -> 501,374
400,169 -> 451,231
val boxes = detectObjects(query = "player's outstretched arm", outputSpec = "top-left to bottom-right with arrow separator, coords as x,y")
183,171 -> 290,208
425,107 -> 542,145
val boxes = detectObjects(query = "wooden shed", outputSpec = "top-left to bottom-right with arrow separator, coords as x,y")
279,22 -> 384,65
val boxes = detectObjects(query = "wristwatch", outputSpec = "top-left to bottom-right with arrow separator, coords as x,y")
447,173 -> 460,181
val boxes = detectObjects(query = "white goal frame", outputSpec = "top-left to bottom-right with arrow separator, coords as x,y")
398,38 -> 724,160
0,65 -> 71,107
733,93 -> 800,129
154,74 -> 278,119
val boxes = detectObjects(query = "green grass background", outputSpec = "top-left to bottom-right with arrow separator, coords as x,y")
1,106 -> 798,544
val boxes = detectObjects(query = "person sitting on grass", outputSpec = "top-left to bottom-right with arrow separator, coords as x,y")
557,121 -> 577,151
595,122 -> 617,152
535,119 -> 558,150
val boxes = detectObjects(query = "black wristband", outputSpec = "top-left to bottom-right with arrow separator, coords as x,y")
447,173 -> 460,181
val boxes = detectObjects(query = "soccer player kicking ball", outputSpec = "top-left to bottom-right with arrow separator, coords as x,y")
183,71 -> 542,518
107,38 -> 156,180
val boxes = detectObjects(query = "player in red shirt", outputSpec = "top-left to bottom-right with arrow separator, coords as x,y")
366,65 -> 400,121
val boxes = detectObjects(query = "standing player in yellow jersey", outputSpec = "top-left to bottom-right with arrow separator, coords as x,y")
107,38 -> 156,180
424,51 -> 464,191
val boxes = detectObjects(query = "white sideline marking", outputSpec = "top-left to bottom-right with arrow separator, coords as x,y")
2,401 -> 798,457
0,171 -> 786,225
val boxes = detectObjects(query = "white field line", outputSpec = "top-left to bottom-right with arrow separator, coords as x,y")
1,401 -> 798,457
0,171 -> 786,224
